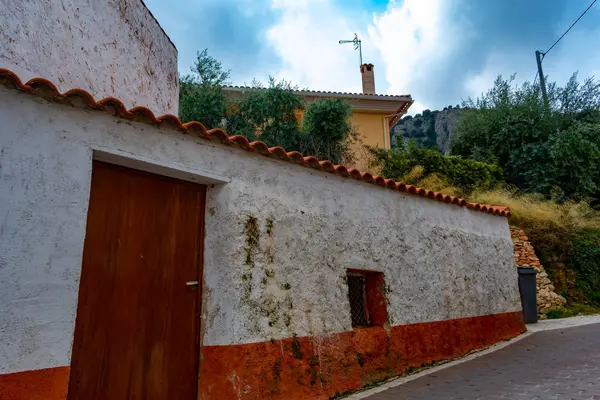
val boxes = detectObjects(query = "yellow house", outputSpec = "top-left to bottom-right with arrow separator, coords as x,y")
222,64 -> 413,170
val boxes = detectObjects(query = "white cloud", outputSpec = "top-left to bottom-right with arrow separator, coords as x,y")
264,0 -> 600,112
266,0 -> 370,92
367,0 -> 466,103
147,0 -> 600,113
407,100 -> 427,115
265,0 -> 465,110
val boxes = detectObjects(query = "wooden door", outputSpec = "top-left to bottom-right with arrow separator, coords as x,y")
68,161 -> 205,400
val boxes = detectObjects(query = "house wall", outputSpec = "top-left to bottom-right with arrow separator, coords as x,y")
350,112 -> 388,171
293,109 -> 388,171
352,112 -> 387,149
0,87 -> 524,400
0,0 -> 178,115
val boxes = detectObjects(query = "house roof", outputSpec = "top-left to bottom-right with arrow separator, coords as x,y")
223,85 -> 412,101
0,68 -> 510,217
222,85 -> 414,120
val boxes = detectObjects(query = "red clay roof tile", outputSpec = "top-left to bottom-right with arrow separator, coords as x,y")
223,85 -> 413,100
0,68 -> 510,217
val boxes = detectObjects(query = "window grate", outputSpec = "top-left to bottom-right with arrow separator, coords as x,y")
347,274 -> 368,327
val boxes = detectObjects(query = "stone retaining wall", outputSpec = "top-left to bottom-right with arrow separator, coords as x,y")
510,227 -> 566,313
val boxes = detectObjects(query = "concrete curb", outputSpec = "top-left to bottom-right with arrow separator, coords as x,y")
342,314 -> 600,399
526,314 -> 600,333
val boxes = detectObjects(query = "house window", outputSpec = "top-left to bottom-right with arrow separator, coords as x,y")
346,270 -> 388,328
347,273 -> 369,327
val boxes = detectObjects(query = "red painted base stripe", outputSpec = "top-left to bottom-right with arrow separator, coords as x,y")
199,311 -> 525,400
0,366 -> 69,400
0,312 -> 524,400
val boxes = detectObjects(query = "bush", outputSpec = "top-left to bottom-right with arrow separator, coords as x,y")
567,230 -> 600,304
368,141 -> 503,194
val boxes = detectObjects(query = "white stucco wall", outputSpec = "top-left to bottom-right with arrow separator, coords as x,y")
0,0 -> 178,115
0,87 -> 521,375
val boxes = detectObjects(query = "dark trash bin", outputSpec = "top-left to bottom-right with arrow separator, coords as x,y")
518,266 -> 538,324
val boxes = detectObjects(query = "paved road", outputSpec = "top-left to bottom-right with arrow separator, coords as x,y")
366,323 -> 600,400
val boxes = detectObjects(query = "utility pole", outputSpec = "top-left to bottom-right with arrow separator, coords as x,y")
535,50 -> 549,109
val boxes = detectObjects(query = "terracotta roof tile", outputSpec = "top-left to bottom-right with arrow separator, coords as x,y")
223,85 -> 413,100
0,68 -> 510,218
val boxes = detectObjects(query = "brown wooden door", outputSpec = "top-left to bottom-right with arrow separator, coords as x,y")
68,161 -> 205,400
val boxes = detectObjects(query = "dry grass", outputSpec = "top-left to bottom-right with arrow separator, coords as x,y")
470,188 -> 600,230
399,167 -> 462,197
471,188 -> 600,255
400,171 -> 600,255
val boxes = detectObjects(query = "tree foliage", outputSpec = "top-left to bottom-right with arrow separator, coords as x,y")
179,49 -> 230,128
449,74 -> 600,199
224,78 -> 303,148
180,49 -> 357,163
301,99 -> 356,164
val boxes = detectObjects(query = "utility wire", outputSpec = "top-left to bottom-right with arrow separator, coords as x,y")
542,0 -> 598,59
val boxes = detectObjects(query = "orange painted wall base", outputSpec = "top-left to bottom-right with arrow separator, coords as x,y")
0,312 -> 524,400
0,366 -> 69,400
199,311 -> 525,400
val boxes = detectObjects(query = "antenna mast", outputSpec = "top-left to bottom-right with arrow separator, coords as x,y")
339,33 -> 362,65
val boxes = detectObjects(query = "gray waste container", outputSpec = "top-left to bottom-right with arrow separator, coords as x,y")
518,266 -> 538,324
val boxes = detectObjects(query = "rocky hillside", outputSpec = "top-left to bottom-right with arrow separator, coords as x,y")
391,106 -> 461,154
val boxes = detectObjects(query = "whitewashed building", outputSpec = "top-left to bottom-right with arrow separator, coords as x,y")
0,67 -> 524,400
0,1 -> 525,399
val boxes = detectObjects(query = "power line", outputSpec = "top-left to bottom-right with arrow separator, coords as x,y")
534,0 -> 596,106
542,0 -> 598,59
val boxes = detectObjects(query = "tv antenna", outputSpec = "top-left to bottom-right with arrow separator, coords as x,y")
339,33 -> 362,65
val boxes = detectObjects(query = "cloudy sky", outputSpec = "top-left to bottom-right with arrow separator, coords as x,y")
143,0 -> 600,114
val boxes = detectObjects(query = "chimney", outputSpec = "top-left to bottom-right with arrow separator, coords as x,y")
360,63 -> 375,95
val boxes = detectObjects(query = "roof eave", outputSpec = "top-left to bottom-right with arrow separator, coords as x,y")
221,86 -> 412,103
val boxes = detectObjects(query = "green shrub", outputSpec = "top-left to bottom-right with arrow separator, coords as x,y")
567,229 -> 600,304
368,141 -> 503,194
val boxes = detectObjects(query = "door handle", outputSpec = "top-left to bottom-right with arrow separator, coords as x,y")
186,281 -> 199,286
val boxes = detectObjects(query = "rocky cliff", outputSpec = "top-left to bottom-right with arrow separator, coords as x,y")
391,106 -> 461,154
